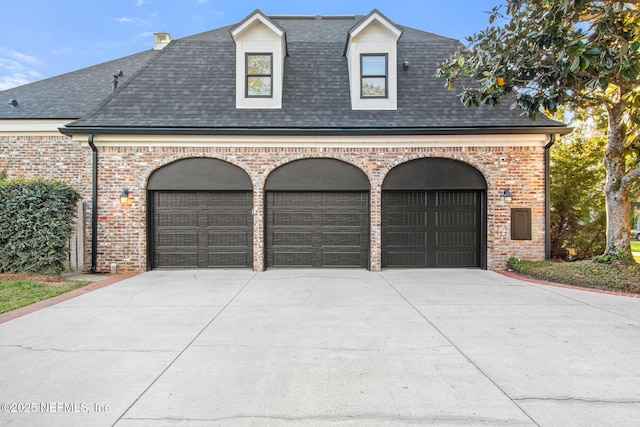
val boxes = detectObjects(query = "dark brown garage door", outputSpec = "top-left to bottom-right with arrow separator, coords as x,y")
151,191 -> 252,268
266,192 -> 369,268
382,190 -> 482,268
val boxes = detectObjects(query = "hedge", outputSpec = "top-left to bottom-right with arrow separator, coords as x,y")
0,177 -> 81,275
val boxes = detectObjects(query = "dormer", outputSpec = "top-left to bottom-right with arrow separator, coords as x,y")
230,10 -> 287,109
344,10 -> 403,110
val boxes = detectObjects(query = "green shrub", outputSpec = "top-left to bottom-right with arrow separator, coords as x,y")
0,178 -> 81,275
507,257 -> 640,294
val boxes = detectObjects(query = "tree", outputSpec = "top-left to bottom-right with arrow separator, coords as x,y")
436,0 -> 640,262
550,116 -> 606,259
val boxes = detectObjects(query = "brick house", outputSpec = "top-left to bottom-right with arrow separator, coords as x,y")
0,10 -> 569,273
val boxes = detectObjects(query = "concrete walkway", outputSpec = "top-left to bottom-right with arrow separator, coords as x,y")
1,269 -> 639,426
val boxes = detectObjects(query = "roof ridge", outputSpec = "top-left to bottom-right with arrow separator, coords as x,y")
269,14 -> 358,19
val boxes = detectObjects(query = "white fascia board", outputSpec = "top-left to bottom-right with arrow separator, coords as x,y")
76,133 -> 553,148
231,12 -> 284,40
349,12 -> 402,41
0,120 -> 75,137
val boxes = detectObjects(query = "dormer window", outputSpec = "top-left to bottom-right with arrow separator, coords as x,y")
230,10 -> 288,109
246,53 -> 273,97
361,54 -> 387,98
344,9 -> 403,110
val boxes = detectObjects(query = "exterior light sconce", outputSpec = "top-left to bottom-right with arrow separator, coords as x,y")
503,189 -> 513,204
120,188 -> 130,206
403,60 -> 409,70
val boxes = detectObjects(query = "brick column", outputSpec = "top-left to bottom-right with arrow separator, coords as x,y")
253,182 -> 265,271
370,184 -> 382,272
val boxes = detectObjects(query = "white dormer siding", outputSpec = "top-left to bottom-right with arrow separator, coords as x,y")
345,10 -> 403,110
230,11 -> 287,109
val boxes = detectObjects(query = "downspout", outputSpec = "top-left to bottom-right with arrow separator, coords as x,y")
544,134 -> 556,261
88,134 -> 98,273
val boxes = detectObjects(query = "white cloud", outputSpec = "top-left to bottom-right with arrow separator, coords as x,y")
0,75 -> 33,90
51,47 -> 74,56
136,0 -> 148,5
113,16 -> 151,26
113,17 -> 135,24
0,48 -> 44,90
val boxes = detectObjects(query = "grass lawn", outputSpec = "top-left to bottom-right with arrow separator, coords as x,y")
632,240 -> 640,263
0,274 -> 89,314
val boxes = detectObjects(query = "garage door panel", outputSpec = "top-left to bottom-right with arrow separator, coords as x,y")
208,252 -> 252,268
322,212 -> 364,227
436,211 -> 478,227
272,232 -> 313,246
384,252 -> 427,267
207,212 -> 250,227
322,252 -> 363,267
272,192 -> 313,207
156,192 -> 199,207
386,232 -> 427,247
156,232 -> 198,248
266,191 -> 369,268
436,251 -> 479,267
272,212 -> 314,227
273,252 -> 314,267
322,192 -> 367,207
322,232 -> 363,247
157,212 -> 199,227
436,231 -> 478,247
155,252 -> 199,268
207,232 -> 250,247
152,191 -> 252,268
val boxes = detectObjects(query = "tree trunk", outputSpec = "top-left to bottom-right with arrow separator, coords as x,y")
603,103 -> 633,261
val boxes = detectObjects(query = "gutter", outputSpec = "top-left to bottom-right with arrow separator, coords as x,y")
59,125 -> 573,137
88,134 -> 98,273
544,134 -> 556,261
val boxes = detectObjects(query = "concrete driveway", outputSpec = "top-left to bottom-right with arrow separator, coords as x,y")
1,269 -> 639,426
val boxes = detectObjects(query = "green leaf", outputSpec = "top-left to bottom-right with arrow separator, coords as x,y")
570,56 -> 581,72
580,56 -> 590,71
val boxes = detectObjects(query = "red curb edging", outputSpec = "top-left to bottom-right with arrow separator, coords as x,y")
0,273 -> 139,324
498,270 -> 640,299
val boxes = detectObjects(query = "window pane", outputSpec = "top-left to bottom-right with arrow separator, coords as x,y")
362,55 -> 386,76
247,76 -> 272,96
247,55 -> 271,75
362,77 -> 386,97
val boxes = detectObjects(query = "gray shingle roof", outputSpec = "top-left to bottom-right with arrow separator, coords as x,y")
3,14 -> 567,133
0,49 -> 158,119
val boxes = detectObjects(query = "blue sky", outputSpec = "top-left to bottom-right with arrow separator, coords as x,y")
0,0 -> 505,90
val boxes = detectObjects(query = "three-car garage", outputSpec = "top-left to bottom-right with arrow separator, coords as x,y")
147,157 -> 486,270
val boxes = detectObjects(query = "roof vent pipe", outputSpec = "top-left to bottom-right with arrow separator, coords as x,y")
153,32 -> 173,50
112,70 -> 123,91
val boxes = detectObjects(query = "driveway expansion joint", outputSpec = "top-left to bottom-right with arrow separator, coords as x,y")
514,397 -> 640,404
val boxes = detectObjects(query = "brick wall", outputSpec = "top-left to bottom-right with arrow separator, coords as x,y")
1,135 -> 548,273
0,135 -> 92,271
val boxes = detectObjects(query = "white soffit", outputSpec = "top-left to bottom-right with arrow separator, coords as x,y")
0,120 -> 74,137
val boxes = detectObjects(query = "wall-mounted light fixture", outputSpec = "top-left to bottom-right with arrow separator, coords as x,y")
503,189 -> 513,204
403,60 -> 410,70
120,188 -> 130,206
